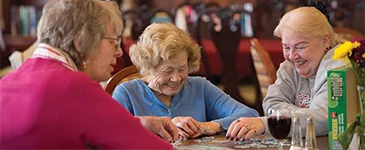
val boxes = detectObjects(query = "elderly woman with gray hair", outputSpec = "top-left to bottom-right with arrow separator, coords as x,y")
112,23 -> 259,139
0,0 -> 176,149
226,6 -> 346,141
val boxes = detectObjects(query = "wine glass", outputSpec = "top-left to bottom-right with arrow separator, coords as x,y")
267,108 -> 292,150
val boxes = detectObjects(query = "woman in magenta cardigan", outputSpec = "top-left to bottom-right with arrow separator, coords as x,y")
0,0 -> 176,149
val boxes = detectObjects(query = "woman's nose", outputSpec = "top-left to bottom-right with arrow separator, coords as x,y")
115,47 -> 123,57
288,49 -> 298,60
170,71 -> 182,81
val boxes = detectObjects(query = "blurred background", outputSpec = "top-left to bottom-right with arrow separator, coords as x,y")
1,0 -> 364,115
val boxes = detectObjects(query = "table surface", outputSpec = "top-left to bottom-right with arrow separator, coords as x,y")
174,134 -> 328,150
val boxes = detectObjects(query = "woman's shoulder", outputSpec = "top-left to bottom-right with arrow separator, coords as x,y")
184,76 -> 218,91
321,45 -> 347,71
187,76 -> 207,81
186,76 -> 210,85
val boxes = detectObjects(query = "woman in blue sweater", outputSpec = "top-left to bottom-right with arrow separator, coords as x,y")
112,23 -> 259,139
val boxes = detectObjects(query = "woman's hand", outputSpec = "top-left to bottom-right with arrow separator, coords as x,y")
138,116 -> 179,142
190,121 -> 223,138
226,117 -> 265,141
172,117 -> 201,138
172,117 -> 223,139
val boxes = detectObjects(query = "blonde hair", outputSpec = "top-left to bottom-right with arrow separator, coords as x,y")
129,23 -> 201,76
37,0 -> 123,70
274,7 -> 344,48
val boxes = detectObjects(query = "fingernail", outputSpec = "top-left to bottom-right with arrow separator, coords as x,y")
225,136 -> 229,140
236,138 -> 239,141
240,138 -> 245,142
230,137 -> 234,141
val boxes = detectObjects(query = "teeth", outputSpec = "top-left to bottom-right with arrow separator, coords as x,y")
168,84 -> 178,88
294,61 -> 305,65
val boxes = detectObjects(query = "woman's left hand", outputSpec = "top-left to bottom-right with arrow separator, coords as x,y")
226,117 -> 265,141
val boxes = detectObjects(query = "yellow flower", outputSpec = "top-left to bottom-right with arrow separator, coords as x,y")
333,41 -> 361,60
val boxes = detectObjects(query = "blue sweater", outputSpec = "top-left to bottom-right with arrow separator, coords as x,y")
112,76 -> 259,130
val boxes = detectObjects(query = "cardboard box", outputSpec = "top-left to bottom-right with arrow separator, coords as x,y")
328,66 -> 360,150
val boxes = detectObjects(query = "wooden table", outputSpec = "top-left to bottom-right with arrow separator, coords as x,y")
174,134 -> 328,150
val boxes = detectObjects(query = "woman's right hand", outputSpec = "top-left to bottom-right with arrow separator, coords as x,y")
172,116 -> 201,138
138,116 -> 179,142
226,117 -> 265,141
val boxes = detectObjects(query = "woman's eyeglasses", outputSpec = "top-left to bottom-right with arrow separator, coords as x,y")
103,35 -> 122,50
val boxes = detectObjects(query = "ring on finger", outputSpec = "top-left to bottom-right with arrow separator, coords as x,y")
244,124 -> 250,130
252,129 -> 257,135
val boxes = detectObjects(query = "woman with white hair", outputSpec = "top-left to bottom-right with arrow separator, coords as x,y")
226,6 -> 345,141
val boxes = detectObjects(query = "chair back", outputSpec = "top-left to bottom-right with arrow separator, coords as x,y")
334,27 -> 365,40
250,38 -> 277,98
104,65 -> 141,95
194,7 -> 253,104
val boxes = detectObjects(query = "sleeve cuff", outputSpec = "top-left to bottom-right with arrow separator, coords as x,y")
258,116 -> 270,136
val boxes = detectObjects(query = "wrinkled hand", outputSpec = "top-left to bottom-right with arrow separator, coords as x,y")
172,117 -> 200,138
138,116 -> 179,142
190,122 -> 223,138
226,117 -> 265,141
172,117 -> 223,139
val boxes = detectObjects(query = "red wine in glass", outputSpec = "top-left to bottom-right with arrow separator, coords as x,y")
268,116 -> 292,139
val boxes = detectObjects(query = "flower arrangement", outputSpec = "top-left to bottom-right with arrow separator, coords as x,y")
333,38 -> 365,149
333,39 -> 365,86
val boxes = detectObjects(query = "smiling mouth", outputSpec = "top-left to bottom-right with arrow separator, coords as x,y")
294,60 -> 306,66
167,84 -> 180,88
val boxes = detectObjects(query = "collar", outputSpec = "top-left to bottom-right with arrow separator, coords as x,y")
32,43 -> 79,72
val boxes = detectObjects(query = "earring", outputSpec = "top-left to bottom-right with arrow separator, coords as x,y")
82,61 -> 87,70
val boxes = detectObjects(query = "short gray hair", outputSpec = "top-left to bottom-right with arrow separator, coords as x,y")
37,0 -> 123,70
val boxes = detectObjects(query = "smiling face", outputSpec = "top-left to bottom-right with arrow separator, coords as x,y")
146,52 -> 189,96
281,29 -> 329,78
84,23 -> 123,82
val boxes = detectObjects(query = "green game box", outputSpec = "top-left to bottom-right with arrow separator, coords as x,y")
328,66 -> 360,150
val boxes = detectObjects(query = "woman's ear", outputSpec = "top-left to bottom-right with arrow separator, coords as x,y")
73,39 -> 82,53
323,33 -> 330,49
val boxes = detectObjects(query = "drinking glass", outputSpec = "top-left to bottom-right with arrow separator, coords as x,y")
267,108 -> 292,150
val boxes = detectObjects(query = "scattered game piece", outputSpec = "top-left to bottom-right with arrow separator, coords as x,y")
211,140 -> 230,144
234,145 -> 251,149
194,136 -> 215,143
174,136 -> 290,149
175,145 -> 234,150
170,140 -> 182,147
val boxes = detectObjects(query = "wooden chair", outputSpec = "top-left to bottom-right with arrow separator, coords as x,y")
122,9 -> 146,41
334,27 -> 365,40
193,8 -> 219,82
250,38 -> 277,99
104,65 -> 141,95
194,7 -> 254,106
